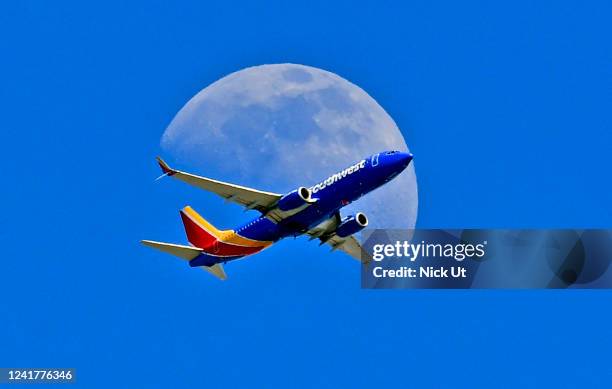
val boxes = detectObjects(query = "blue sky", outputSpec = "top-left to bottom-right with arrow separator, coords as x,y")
1,1 -> 611,387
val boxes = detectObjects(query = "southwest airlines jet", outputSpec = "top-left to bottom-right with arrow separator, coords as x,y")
142,151 -> 413,280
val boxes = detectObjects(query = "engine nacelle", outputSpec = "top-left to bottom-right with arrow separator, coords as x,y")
335,212 -> 368,237
277,187 -> 314,211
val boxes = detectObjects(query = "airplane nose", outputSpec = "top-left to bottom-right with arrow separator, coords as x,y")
399,152 -> 413,168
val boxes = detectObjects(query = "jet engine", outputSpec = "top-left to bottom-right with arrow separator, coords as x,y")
277,187 -> 314,211
335,212 -> 368,237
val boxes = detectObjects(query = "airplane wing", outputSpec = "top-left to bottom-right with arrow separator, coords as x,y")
156,157 -> 282,213
306,213 -> 372,263
324,234 -> 372,264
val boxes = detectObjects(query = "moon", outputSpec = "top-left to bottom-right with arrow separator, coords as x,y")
161,64 -> 418,230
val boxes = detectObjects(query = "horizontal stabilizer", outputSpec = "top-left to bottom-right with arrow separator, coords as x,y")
141,240 -> 202,260
141,240 -> 228,280
201,263 -> 227,280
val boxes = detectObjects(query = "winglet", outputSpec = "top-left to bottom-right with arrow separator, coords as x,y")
156,157 -> 176,176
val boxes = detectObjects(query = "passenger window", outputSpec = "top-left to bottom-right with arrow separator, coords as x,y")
371,153 -> 379,167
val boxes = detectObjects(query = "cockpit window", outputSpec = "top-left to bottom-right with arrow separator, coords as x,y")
385,151 -> 399,155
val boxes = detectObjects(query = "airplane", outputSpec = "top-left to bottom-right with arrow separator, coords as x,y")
142,151 -> 413,280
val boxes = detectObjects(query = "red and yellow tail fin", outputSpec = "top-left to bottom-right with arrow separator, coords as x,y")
179,206 -> 273,256
179,206 -> 228,249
